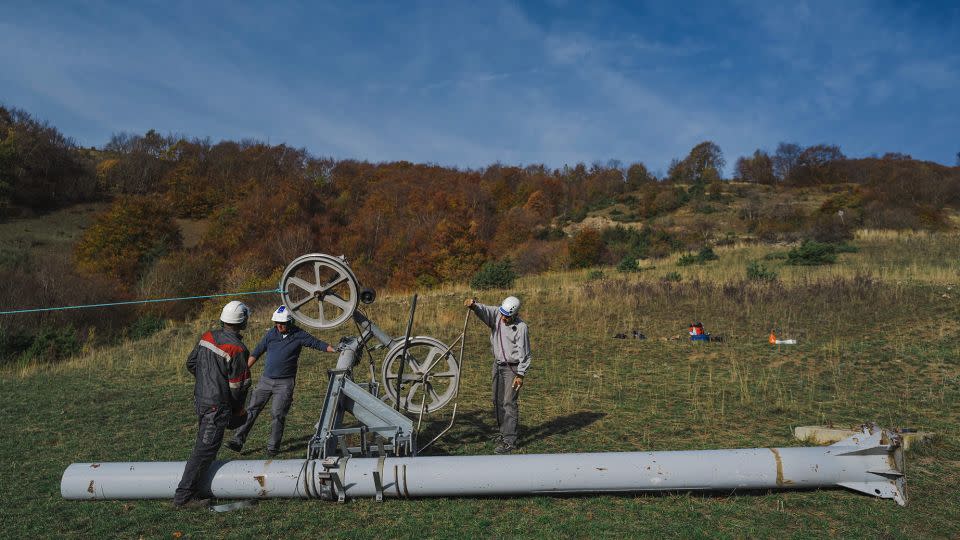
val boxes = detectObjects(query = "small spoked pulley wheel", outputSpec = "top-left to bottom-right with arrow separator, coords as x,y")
381,336 -> 460,414
279,254 -> 360,329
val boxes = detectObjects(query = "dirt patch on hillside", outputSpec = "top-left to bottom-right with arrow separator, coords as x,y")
175,218 -> 211,249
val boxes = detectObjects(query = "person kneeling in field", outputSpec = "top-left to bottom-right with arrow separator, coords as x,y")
227,305 -> 335,457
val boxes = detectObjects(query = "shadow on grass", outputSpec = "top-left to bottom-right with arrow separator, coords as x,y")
520,411 -> 606,447
231,410 -> 610,458
224,434 -> 314,457
418,409 -> 607,451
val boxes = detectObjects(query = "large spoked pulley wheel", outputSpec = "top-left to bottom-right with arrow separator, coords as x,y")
381,336 -> 460,414
279,254 -> 360,329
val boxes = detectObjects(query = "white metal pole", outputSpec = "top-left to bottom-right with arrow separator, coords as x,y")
61,425 -> 905,505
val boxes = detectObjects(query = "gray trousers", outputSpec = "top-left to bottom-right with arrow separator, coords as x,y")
174,405 -> 230,504
231,376 -> 296,452
492,364 -> 520,446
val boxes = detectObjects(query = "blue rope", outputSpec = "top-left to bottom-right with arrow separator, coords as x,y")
0,289 -> 283,315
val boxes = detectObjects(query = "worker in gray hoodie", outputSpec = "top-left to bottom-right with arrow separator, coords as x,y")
464,295 -> 531,454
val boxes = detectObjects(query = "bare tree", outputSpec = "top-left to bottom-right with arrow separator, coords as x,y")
773,142 -> 802,182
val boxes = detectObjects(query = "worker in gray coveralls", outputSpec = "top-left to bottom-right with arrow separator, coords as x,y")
464,295 -> 531,454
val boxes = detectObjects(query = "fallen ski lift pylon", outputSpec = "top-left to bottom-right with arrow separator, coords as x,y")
61,254 -> 908,506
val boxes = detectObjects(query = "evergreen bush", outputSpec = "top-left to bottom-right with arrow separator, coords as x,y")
470,259 -> 517,290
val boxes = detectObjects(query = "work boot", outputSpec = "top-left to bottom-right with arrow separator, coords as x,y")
174,498 -> 212,510
226,440 -> 243,453
494,442 -> 515,454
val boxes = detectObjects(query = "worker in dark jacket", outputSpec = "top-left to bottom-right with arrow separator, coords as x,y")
227,305 -> 335,456
173,300 -> 252,509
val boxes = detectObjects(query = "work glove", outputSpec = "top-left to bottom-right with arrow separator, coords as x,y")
512,376 -> 524,391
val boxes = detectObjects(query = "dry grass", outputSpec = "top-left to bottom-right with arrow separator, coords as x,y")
3,229 -> 960,537
0,202 -> 107,253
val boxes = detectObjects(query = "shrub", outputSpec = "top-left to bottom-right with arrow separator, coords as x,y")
0,247 -> 29,269
0,328 -> 33,366
0,326 -> 80,366
128,316 -> 165,340
677,253 -> 699,266
786,240 -> 837,265
136,252 -> 221,319
587,270 -> 605,281
602,226 -> 654,261
809,213 -> 855,243
677,247 -> 719,266
662,271 -> 682,282
714,232 -> 737,246
567,208 -> 588,223
533,226 -> 566,241
617,256 -> 639,273
470,259 -> 517,290
698,247 -> 719,262
746,261 -> 778,281
512,240 -> 566,274
415,273 -> 440,290
692,202 -> 717,214
568,228 -> 607,268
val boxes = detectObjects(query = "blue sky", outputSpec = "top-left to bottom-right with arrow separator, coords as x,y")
2,1 -> 958,174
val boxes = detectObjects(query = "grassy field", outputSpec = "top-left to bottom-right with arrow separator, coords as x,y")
0,202 -> 106,261
2,231 -> 959,538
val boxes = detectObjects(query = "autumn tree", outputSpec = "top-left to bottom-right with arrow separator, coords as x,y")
788,144 -> 846,185
735,150 -> 775,184
100,130 -> 176,194
568,228 -> 607,268
0,106 -> 95,216
584,162 -> 625,202
626,162 -> 656,188
75,195 -> 182,282
668,141 -> 725,185
430,216 -> 487,282
522,190 -> 553,220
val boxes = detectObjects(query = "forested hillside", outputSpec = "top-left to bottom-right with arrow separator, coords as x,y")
1,104 -> 959,364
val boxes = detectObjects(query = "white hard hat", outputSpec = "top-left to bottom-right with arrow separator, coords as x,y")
499,296 -> 521,317
271,305 -> 292,323
220,301 -> 249,324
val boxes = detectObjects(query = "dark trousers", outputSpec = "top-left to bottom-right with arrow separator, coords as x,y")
174,405 -> 230,504
492,364 -> 520,446
231,376 -> 296,452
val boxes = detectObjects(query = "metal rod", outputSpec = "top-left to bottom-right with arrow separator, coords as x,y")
418,310 -> 471,453
61,425 -> 906,506
395,294 -> 417,411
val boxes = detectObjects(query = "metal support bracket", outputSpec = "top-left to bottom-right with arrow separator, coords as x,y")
322,457 -> 348,503
373,455 -> 387,502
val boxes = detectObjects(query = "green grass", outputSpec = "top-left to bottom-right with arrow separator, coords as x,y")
3,233 -> 960,538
